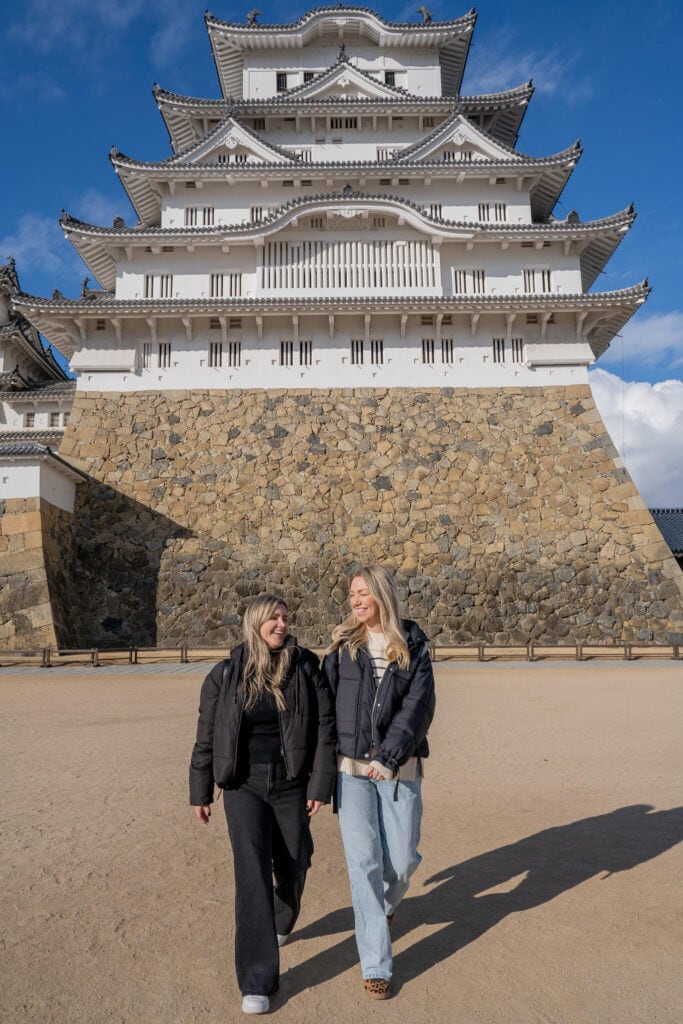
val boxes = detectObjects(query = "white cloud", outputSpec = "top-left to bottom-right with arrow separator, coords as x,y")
463,30 -> 592,105
0,213 -> 76,278
589,368 -> 683,506
599,311 -> 683,372
75,189 -> 130,227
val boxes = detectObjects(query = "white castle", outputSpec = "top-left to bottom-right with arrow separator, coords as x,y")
13,5 -> 647,394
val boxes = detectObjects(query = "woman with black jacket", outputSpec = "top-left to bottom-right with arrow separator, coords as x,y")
189,594 -> 336,1016
323,565 -> 436,1001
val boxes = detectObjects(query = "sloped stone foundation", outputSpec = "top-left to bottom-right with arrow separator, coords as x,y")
58,384 -> 683,647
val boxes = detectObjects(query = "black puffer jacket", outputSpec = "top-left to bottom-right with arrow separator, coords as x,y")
189,640 -> 337,806
322,619 -> 435,777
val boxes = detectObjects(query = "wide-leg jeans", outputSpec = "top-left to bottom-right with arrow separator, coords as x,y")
337,771 -> 423,980
223,763 -> 312,996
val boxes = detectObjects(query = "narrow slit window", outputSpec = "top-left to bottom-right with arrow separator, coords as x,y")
300,340 -> 313,366
441,337 -> 454,363
370,338 -> 384,365
492,337 -> 505,364
158,342 -> 172,368
351,339 -> 364,365
422,338 -> 435,364
142,342 -> 153,368
280,341 -> 294,367
208,341 -> 223,368
511,337 -> 524,363
227,341 -> 241,368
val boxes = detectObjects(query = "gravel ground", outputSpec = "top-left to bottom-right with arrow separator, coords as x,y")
1,661 -> 681,1024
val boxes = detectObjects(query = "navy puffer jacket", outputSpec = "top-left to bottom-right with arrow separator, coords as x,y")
322,619 -> 435,777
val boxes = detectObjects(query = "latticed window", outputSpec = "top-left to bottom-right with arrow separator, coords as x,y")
159,275 -> 173,298
62,412 -> 70,426
441,338 -> 454,363
210,273 -> 223,298
303,71 -> 314,83
142,342 -> 153,368
478,203 -> 491,221
330,117 -> 358,129
227,342 -> 241,368
158,343 -> 172,368
300,340 -> 313,366
541,269 -> 552,292
208,341 -> 223,368
429,203 -> 442,219
494,203 -> 507,222
384,70 -> 396,86
49,411 -> 60,427
203,207 -> 215,225
351,339 -> 364,365
250,206 -> 263,222
422,338 -> 435,364
492,337 -> 505,364
280,341 -> 294,367
310,216 -> 324,229
276,72 -> 288,92
453,268 -> 485,294
511,337 -> 524,363
423,116 -> 434,127
24,412 -> 35,428
471,270 -> 486,293
144,274 -> 154,298
185,207 -> 198,226
370,339 -> 384,365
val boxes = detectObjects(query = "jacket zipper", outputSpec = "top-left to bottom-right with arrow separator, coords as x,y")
279,715 -> 290,775
370,660 -> 393,757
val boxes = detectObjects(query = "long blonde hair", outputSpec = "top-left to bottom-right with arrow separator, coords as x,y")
327,565 -> 410,669
241,594 -> 291,711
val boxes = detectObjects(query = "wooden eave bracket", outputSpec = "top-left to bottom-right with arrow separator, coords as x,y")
400,313 -> 408,338
469,312 -> 480,337
541,312 -> 554,341
328,314 -> 335,339
256,315 -> 263,339
145,317 -> 158,343
575,311 -> 588,341
75,318 -> 87,345
182,317 -> 193,341
219,316 -> 228,344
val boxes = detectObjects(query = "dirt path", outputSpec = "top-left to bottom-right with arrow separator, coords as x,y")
1,661 -> 681,1024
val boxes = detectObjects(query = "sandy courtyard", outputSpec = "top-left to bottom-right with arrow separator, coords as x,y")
1,660 -> 681,1024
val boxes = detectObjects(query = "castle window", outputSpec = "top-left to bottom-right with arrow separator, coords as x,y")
377,148 -> 394,160
158,343 -> 172,368
209,317 -> 221,330
229,317 -> 242,329
442,314 -> 452,325
184,181 -> 196,189
144,274 -> 154,298
444,149 -> 472,162
398,178 -> 410,185
24,412 -> 35,428
159,274 -> 173,298
142,342 -> 153,368
280,340 -> 294,367
372,216 -> 386,228
203,206 -> 215,226
524,269 -> 552,293
541,269 -> 553,292
370,338 -> 384,365
185,207 -> 198,226
330,117 -> 358,130
422,338 -> 435,364
478,203 -> 491,221
282,180 -> 295,187
310,216 -> 324,229
276,72 -> 288,92
384,71 -> 396,86
227,341 -> 241,368
250,206 -> 263,222
421,315 -> 434,326
494,203 -> 507,221
423,116 -> 434,127
162,246 -> 174,253
453,269 -> 485,294
429,203 -> 442,219
300,340 -> 313,366
95,319 -> 106,331
379,178 -> 391,185
492,337 -> 505,364
210,273 -> 240,298
351,339 -> 364,365
208,341 -> 223,368
252,118 -> 266,131
296,149 -> 312,162
62,412 -> 70,426
303,71 -> 315,83
441,338 -> 454,363
210,274 -> 223,298
49,411 -> 60,427
511,337 -> 524,363
496,177 -> 506,184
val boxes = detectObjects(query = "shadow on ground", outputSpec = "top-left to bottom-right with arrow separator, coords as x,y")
278,803 -> 683,1003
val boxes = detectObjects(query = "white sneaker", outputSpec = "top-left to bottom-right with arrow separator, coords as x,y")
241,994 -> 269,1015
277,933 -> 290,947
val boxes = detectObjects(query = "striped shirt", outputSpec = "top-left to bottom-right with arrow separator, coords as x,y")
366,630 -> 389,687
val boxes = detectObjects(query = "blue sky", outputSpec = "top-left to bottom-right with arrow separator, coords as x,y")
1,0 -> 681,501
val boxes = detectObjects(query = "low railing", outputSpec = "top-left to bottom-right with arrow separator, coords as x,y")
0,641 -> 680,668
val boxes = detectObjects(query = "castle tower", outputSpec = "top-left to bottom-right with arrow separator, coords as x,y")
12,6 -> 683,647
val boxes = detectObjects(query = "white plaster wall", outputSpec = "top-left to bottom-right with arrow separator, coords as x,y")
72,313 -> 593,392
0,400 -> 70,432
0,460 -> 78,512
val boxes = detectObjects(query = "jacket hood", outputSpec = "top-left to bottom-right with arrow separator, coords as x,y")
402,618 -> 430,650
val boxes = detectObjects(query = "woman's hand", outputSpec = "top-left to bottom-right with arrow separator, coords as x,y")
366,766 -> 385,780
193,805 -> 211,823
306,800 -> 325,816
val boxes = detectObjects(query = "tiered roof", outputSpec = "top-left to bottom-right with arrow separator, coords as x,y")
205,6 -> 477,97
0,260 -> 69,384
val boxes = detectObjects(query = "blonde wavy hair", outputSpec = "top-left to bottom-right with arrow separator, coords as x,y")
327,565 -> 410,669
241,594 -> 291,711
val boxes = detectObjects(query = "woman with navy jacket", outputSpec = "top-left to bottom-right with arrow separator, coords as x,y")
323,565 -> 436,1000
190,594 -> 336,1016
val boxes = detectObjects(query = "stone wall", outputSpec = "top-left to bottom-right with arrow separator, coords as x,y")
57,385 -> 683,647
0,497 -> 78,649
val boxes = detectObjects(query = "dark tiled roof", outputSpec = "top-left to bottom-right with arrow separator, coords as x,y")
0,380 -> 76,400
0,430 -> 65,444
650,509 -> 683,555
205,6 -> 476,33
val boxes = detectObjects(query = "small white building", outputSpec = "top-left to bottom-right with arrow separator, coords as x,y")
0,260 -> 74,445
14,6 -> 647,391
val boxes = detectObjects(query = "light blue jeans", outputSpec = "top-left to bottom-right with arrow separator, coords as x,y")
337,771 -> 423,980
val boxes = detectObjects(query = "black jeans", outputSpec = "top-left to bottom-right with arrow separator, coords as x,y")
223,763 -> 313,996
